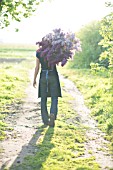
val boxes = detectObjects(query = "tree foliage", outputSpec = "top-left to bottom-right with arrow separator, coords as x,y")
97,1 -> 113,90
0,0 -> 44,28
69,21 -> 104,68
99,3 -> 113,74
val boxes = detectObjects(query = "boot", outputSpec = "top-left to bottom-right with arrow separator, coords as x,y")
49,114 -> 55,127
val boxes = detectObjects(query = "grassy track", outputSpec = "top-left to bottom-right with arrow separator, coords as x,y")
11,91 -> 100,170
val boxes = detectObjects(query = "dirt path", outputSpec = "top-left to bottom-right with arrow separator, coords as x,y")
0,70 -> 113,170
0,70 -> 42,169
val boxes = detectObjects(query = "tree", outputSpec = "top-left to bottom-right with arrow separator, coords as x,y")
97,2 -> 113,138
0,0 -> 44,28
99,13 -> 113,68
69,21 -> 104,68
99,2 -> 113,82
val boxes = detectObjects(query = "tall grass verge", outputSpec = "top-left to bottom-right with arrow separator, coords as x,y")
58,65 -> 113,153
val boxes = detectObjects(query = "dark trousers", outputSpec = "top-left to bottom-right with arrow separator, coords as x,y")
41,96 -> 58,124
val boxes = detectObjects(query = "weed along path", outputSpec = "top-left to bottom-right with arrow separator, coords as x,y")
0,70 -> 113,170
60,74 -> 113,170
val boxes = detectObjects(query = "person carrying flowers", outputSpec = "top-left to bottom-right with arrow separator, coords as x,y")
33,28 -> 81,127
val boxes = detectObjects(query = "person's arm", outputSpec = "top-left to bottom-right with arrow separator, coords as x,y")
33,57 -> 40,88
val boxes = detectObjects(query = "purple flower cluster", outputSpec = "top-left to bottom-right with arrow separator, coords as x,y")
36,28 -> 81,67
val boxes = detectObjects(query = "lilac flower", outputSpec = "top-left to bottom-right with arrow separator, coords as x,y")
36,28 -> 81,67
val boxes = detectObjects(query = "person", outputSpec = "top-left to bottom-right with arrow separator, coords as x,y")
33,50 -> 62,127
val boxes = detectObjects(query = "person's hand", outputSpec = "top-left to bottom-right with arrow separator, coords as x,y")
33,80 -> 37,88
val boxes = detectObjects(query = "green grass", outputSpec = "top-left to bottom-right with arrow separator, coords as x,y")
10,91 -> 100,170
0,43 -> 36,58
58,65 -> 113,152
0,43 -> 36,140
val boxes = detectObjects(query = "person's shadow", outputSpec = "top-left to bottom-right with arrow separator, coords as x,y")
4,126 -> 54,170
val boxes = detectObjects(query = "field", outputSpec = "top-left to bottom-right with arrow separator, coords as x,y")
0,43 -> 113,169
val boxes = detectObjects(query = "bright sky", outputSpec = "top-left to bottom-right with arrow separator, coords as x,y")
0,0 -> 112,44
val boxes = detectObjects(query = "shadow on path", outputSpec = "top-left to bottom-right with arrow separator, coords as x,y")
7,126 -> 55,170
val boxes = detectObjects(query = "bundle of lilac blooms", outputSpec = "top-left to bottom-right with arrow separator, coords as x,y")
36,28 -> 81,67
